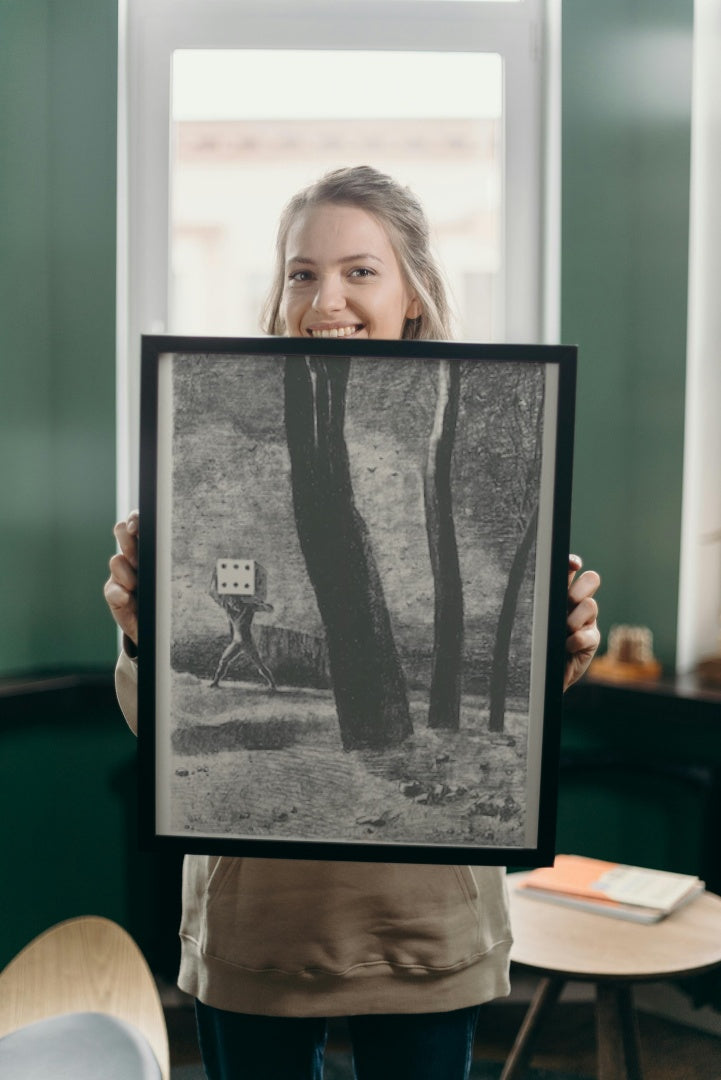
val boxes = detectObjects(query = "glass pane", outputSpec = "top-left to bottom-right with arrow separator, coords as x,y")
170,49 -> 503,340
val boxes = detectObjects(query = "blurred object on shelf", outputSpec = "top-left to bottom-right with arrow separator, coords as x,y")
590,624 -> 662,683
697,654 -> 721,689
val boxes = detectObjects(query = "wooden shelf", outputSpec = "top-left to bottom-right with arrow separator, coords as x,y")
564,671 -> 721,722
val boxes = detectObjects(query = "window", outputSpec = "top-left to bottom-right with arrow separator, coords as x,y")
118,0 -> 557,510
169,49 -> 503,340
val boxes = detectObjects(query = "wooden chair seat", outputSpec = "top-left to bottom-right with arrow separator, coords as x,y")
0,916 -> 169,1079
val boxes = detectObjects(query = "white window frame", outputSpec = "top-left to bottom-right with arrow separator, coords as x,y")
117,0 -> 559,511
677,0 -> 721,674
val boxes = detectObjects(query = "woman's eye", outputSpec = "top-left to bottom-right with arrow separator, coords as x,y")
349,267 -> 375,279
288,270 -> 313,283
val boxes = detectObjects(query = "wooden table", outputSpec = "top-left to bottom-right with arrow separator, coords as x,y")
502,873 -> 721,1080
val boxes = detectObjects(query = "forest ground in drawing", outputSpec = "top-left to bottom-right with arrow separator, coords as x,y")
168,670 -> 528,851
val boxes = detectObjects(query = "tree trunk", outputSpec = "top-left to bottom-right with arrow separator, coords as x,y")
488,503 -> 539,733
284,355 -> 412,750
424,359 -> 464,730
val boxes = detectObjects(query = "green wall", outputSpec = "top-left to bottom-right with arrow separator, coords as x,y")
0,0 -> 118,675
1,684 -> 183,973
562,0 -> 693,669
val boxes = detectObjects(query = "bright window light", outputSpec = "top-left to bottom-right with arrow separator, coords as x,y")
173,50 -> 502,120
170,50 -> 503,341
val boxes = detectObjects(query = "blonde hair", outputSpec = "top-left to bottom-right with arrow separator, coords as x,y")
262,165 -> 453,341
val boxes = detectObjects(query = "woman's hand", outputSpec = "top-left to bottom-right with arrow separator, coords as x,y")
564,554 -> 601,691
104,510 -> 139,647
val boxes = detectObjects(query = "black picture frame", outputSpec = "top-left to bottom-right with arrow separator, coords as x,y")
138,335 -> 576,866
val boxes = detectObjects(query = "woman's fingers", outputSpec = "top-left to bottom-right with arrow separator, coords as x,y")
568,568 -> 601,610
103,575 -> 138,643
113,511 -> 139,568
564,560 -> 601,690
566,591 -> 600,635
105,512 -> 140,645
567,552 -> 583,587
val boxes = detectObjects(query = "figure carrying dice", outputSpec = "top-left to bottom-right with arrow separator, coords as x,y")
209,559 -> 276,691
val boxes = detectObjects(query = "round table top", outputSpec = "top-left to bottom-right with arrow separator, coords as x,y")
508,872 -> 721,981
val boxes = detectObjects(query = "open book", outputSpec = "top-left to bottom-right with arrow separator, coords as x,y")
515,854 -> 705,923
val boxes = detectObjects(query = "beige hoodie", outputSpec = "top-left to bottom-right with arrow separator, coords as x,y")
116,650 -> 512,1016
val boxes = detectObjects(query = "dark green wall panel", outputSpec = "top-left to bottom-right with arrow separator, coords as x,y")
0,684 -> 183,976
0,2 -> 55,671
562,0 -> 693,669
0,0 -> 118,674
46,1 -> 119,667
1,697 -> 134,965
559,682 -> 721,887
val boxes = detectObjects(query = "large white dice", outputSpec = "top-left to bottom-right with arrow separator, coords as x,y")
216,558 -> 267,601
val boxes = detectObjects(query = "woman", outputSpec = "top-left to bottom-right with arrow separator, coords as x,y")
106,166 -> 601,1080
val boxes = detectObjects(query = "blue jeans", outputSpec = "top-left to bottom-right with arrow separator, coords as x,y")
195,1000 -> 481,1080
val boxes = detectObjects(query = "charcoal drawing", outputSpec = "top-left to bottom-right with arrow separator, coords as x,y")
140,338 -> 574,863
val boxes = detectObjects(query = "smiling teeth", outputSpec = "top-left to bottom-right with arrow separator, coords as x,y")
310,326 -> 359,338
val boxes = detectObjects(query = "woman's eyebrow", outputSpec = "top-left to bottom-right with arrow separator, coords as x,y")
338,253 -> 384,264
286,253 -> 384,266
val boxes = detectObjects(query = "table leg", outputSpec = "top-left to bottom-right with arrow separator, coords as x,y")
499,976 -> 565,1080
596,982 -> 643,1080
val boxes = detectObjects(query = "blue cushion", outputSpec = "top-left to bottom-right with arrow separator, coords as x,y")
0,1011 -> 162,1079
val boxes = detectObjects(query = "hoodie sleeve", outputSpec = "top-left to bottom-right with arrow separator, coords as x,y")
115,644 -> 139,736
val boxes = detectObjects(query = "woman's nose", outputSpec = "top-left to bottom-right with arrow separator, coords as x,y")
312,274 -> 345,314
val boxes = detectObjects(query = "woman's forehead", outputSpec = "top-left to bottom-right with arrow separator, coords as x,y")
285,202 -> 396,262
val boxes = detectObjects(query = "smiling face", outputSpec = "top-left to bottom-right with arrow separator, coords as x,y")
280,203 -> 421,340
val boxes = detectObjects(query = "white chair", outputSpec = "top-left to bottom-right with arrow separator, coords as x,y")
0,915 -> 170,1079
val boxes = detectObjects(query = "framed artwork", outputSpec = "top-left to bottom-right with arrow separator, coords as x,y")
138,335 -> 576,865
